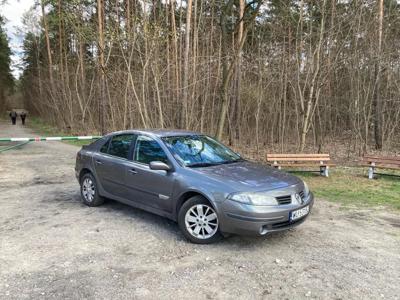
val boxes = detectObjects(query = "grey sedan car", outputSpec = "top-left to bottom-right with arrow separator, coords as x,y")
75,130 -> 314,244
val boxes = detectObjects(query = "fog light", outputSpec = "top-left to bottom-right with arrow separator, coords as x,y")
259,226 -> 268,235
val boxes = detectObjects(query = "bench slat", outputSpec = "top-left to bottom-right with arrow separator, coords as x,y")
267,157 -> 330,162
270,163 -> 335,167
366,161 -> 400,167
362,164 -> 400,170
363,157 -> 400,166
363,155 -> 400,161
267,153 -> 329,158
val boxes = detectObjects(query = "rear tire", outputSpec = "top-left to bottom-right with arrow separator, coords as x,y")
178,196 -> 222,244
80,173 -> 104,207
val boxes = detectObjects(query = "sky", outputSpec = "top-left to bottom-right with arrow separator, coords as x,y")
1,0 -> 35,79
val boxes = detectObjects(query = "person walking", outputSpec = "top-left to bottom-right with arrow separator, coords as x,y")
9,110 -> 17,125
20,111 -> 27,125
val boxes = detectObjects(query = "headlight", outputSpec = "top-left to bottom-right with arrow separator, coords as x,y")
227,191 -> 278,206
303,181 -> 310,196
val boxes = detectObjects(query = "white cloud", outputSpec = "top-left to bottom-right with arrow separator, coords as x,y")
1,0 -> 35,79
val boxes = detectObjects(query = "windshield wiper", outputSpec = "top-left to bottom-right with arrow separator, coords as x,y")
187,158 -> 244,168
219,158 -> 245,165
186,162 -> 221,168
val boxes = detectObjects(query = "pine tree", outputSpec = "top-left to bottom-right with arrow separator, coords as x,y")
0,15 -> 14,111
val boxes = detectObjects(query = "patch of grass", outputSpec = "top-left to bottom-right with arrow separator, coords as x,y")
294,167 -> 400,210
28,117 -> 93,147
66,140 -> 93,147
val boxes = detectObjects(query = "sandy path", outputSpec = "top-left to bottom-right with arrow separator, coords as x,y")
0,120 -> 399,299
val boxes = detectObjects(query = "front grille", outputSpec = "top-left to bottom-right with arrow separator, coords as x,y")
276,190 -> 306,205
276,195 -> 292,205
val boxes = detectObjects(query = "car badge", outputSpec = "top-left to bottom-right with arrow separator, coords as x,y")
294,193 -> 303,204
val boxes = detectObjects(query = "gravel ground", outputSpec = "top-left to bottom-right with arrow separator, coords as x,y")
0,120 -> 399,300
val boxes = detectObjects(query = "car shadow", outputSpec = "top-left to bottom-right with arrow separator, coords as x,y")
102,198 -> 296,246
64,191 -> 298,246
100,198 -> 182,237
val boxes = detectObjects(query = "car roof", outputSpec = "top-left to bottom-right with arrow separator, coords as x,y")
104,129 -> 202,138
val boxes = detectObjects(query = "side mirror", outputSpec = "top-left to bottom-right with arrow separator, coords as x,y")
149,161 -> 171,171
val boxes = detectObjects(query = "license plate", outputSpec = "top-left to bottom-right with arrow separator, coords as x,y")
290,205 -> 309,222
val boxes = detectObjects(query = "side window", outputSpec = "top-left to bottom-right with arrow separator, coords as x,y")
100,139 -> 110,153
108,134 -> 134,159
134,135 -> 168,165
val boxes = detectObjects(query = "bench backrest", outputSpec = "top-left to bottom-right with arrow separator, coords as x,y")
266,153 -> 330,162
362,155 -> 400,167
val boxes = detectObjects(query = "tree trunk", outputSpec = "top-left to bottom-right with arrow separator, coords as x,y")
181,0 -> 193,129
373,0 -> 384,150
41,0 -> 54,89
231,0 -> 245,143
97,0 -> 106,134
216,0 -> 262,140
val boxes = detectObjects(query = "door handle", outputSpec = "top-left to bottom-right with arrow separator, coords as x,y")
129,168 -> 138,174
95,159 -> 103,165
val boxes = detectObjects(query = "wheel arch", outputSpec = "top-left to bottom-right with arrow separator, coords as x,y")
175,190 -> 217,220
79,168 -> 92,183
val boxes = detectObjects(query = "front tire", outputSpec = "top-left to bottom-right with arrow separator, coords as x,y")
178,196 -> 222,244
80,173 -> 104,207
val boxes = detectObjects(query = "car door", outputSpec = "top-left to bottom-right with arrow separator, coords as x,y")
93,134 -> 136,198
125,135 -> 175,213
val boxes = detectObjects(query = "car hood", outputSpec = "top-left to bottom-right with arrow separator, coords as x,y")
193,160 -> 302,192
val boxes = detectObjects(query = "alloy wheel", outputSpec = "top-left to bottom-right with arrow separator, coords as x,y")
82,178 -> 95,203
184,204 -> 218,239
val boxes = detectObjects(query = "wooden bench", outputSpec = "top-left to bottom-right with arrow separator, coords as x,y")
266,154 -> 333,177
362,155 -> 400,179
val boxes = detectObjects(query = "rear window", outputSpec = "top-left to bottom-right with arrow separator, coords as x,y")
106,134 -> 135,159
100,139 -> 110,153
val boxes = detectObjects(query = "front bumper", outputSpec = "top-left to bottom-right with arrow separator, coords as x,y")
217,192 -> 314,236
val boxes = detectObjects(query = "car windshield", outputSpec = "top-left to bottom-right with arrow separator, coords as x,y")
162,135 -> 242,167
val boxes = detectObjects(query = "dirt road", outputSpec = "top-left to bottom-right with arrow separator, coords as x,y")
0,121 -> 399,300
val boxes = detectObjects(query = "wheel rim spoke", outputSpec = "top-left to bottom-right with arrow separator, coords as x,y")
196,205 -> 204,217
204,206 -> 210,216
187,216 -> 197,223
204,224 -> 213,234
207,213 -> 217,221
190,208 -> 198,217
194,225 -> 201,235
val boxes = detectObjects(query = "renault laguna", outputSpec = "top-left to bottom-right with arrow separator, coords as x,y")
75,130 -> 314,244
